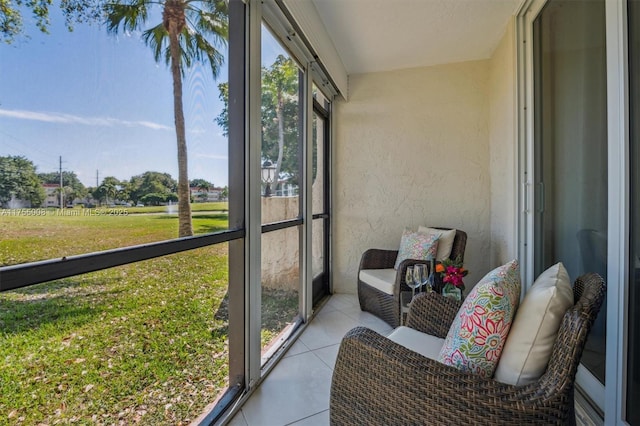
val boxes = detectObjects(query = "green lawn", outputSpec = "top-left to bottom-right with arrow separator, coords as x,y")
0,208 -> 297,424
0,203 -> 229,266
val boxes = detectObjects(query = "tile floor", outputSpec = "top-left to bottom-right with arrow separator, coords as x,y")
226,293 -> 392,426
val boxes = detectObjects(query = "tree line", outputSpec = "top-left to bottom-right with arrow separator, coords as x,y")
0,155 -> 225,208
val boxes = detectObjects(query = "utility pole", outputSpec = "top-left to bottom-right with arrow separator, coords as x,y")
59,156 -> 63,209
96,170 -> 99,188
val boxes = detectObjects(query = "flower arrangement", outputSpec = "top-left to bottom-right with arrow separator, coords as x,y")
435,255 -> 468,291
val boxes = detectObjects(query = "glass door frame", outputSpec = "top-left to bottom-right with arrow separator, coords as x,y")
228,0 -> 335,420
516,0 -> 629,422
311,97 -> 331,307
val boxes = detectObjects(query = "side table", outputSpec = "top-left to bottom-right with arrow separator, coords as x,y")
400,291 -> 413,326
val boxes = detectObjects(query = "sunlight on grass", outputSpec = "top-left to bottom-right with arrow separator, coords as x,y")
1,245 -> 230,424
0,207 -> 302,424
0,203 -> 230,267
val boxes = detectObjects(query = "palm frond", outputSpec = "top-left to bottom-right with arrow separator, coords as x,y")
106,0 -> 228,79
142,22 -> 168,63
103,0 -> 149,34
192,8 -> 227,48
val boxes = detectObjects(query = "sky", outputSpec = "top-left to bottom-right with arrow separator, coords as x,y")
0,6 -> 285,188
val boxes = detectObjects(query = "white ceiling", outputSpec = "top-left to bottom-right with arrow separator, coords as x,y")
310,0 -> 524,75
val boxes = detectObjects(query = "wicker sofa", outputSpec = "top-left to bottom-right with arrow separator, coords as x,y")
331,272 -> 606,425
357,228 -> 467,328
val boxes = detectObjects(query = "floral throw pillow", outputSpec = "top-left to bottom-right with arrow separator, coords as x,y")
437,259 -> 521,378
393,229 -> 440,270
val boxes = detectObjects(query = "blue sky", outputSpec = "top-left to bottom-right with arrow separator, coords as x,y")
0,6 -> 285,188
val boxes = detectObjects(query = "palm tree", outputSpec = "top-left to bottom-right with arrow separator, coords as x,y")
104,0 -> 228,237
261,55 -> 298,193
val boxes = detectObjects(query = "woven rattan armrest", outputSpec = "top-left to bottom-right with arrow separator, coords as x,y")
330,327 -> 570,425
359,248 -> 398,270
405,291 -> 461,338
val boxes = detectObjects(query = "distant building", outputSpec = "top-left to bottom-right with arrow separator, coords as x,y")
190,186 -> 222,202
43,183 -> 61,208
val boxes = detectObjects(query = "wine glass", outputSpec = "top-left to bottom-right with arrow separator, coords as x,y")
405,265 -> 420,300
413,264 -> 428,293
428,259 -> 436,292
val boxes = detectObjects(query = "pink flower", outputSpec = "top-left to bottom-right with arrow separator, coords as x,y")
437,256 -> 469,290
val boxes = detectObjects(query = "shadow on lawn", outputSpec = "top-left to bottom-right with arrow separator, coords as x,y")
152,213 -> 229,234
0,277 -> 123,335
210,288 -> 299,339
212,292 -> 229,338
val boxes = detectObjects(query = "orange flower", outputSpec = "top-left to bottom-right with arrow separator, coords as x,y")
435,264 -> 445,273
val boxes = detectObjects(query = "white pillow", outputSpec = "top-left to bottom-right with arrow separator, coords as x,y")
494,262 -> 573,385
418,227 -> 456,261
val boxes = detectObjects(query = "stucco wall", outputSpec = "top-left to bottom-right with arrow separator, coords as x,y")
262,197 -> 300,290
261,170 -> 325,290
332,61 -> 492,294
489,20 -> 518,267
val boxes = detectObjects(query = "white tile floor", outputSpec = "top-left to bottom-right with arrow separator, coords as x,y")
226,293 -> 393,426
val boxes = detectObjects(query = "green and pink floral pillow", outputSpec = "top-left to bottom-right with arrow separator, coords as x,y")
394,229 -> 440,269
438,259 -> 521,378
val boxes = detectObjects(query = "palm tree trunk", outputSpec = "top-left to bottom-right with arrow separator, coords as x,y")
166,9 -> 193,237
275,89 -> 284,194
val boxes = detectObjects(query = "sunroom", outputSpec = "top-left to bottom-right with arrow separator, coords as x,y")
0,0 -> 637,424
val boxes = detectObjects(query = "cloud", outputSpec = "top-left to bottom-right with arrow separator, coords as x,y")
0,108 -> 172,131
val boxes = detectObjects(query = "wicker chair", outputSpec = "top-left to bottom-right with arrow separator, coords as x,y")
357,228 -> 467,328
331,272 -> 606,425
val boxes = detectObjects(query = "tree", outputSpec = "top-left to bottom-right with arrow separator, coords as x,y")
128,171 -> 177,205
216,55 -> 300,193
53,185 -> 74,206
140,192 -> 168,206
0,0 -> 103,44
261,55 -> 299,191
94,176 -> 120,205
190,178 -> 213,190
0,156 -> 45,207
105,0 -> 228,237
38,170 -> 87,204
214,81 -> 229,136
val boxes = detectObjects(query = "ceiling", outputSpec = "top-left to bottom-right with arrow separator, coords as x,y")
310,0 -> 524,75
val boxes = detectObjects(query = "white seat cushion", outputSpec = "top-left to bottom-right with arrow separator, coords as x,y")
359,268 -> 397,295
388,326 -> 445,360
494,262 -> 573,385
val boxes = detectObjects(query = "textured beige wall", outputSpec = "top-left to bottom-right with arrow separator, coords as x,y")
261,197 -> 300,290
489,20 -> 518,267
261,170 -> 325,290
332,61 -> 492,294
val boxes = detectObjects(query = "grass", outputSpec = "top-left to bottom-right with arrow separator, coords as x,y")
0,207 -> 298,424
0,204 -> 230,266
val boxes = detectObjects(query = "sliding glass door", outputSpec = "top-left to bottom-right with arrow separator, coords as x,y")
259,24 -> 303,363
627,1 -> 640,422
532,0 -> 608,409
312,89 -> 331,306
